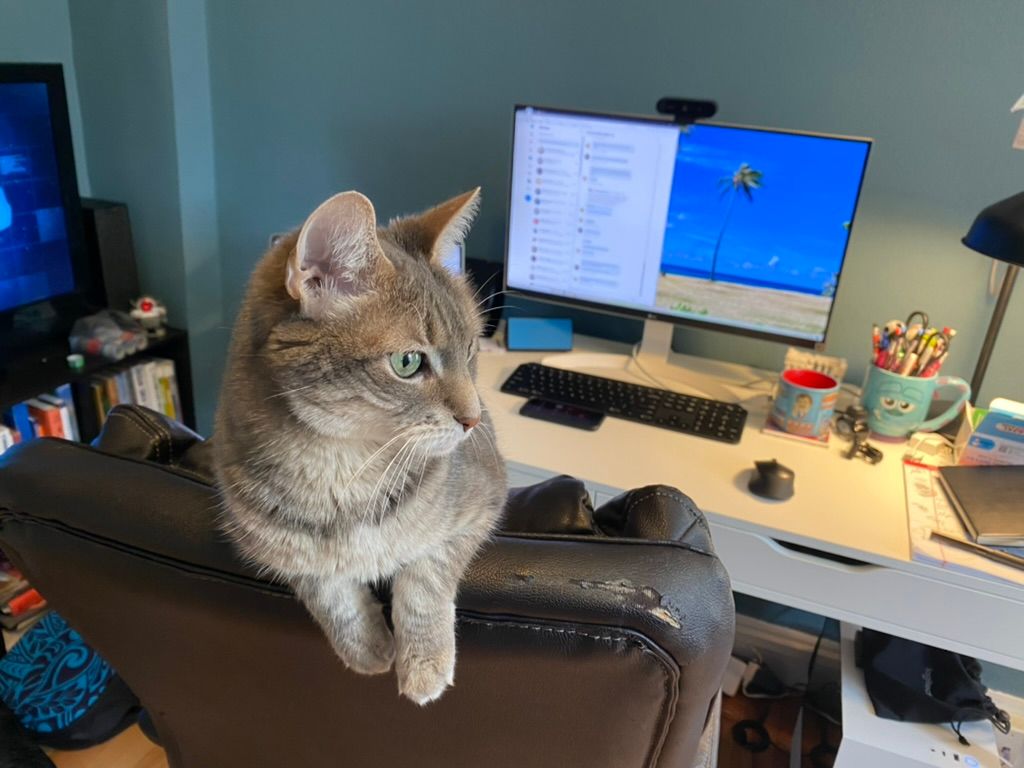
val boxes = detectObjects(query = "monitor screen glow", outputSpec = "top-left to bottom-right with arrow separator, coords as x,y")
0,81 -> 76,313
505,106 -> 871,345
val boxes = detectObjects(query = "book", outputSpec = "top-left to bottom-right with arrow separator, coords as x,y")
7,402 -> 34,441
0,425 -> 16,453
142,360 -> 162,411
90,379 -> 108,427
904,463 -> 1022,585
55,383 -> 81,442
39,392 -> 78,443
25,398 -> 65,438
129,360 -> 161,411
115,369 -> 132,405
103,373 -> 121,410
152,358 -> 180,420
129,363 -> 149,406
938,465 -> 1024,546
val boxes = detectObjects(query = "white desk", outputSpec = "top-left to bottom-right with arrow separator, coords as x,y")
478,335 -> 1023,671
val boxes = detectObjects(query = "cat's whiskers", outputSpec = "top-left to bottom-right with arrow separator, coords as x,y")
364,433 -> 420,524
377,433 -> 426,524
475,423 -> 501,467
476,306 -> 515,323
392,434 -> 428,515
471,273 -> 500,303
475,288 -> 507,309
264,383 -> 317,401
468,429 -> 485,465
342,432 -> 409,493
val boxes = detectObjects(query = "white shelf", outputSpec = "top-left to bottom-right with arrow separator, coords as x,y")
836,622 -> 999,768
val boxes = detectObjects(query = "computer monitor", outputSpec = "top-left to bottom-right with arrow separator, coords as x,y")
441,242 -> 465,276
504,105 -> 871,353
0,64 -> 88,322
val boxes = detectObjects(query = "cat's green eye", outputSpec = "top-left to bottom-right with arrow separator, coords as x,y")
390,351 -> 423,378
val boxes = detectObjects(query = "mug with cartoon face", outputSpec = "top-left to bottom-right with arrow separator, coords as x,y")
771,369 -> 840,439
861,365 -> 971,438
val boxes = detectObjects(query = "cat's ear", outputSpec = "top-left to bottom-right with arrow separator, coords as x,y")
389,187 -> 481,263
287,191 -> 391,314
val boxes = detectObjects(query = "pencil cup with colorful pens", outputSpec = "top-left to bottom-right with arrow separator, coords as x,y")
862,311 -> 971,439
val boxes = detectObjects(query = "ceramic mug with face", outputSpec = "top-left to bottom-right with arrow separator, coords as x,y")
771,369 -> 840,439
861,365 -> 970,438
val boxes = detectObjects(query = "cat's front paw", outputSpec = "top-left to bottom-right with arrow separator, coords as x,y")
333,613 -> 396,676
397,644 -> 455,705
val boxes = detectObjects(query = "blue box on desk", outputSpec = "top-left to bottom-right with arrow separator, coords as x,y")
505,318 -> 573,351
957,405 -> 1024,466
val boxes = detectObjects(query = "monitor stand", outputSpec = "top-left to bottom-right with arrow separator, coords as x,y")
540,319 -> 739,403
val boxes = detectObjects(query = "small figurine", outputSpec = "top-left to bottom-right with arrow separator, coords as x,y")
833,404 -> 883,464
130,296 -> 168,337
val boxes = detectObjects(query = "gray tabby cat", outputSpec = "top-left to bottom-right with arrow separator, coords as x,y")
213,189 -> 506,704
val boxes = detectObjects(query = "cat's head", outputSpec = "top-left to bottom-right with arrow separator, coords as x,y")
266,189 -> 487,456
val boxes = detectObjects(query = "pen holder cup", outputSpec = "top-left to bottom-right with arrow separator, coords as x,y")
861,365 -> 970,438
770,369 -> 840,440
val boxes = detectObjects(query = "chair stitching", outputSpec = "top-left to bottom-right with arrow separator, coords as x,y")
466,617 -> 676,766
107,409 -> 163,460
624,488 -> 711,535
144,410 -> 173,465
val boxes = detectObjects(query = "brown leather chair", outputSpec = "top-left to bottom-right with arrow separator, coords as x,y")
0,405 -> 734,767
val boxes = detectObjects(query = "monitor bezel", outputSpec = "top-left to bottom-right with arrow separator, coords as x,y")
0,63 -> 91,323
502,104 -> 872,349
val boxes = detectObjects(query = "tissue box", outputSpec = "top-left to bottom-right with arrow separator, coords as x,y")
956,399 -> 1024,466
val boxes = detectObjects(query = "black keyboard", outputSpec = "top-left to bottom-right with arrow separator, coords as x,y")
501,362 -> 747,443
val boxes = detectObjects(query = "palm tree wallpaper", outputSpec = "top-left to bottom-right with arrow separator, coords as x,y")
710,162 -> 764,282
654,124 -> 869,340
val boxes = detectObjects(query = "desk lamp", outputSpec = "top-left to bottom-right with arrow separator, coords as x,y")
961,191 -> 1024,404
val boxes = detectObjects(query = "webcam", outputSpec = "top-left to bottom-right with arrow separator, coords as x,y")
656,97 -> 718,125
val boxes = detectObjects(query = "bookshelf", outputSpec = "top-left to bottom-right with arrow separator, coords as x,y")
0,326 -> 195,443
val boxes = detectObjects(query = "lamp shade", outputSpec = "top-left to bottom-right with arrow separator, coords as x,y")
962,191 -> 1024,267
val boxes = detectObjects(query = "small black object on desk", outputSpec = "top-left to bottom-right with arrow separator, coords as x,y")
748,459 -> 795,501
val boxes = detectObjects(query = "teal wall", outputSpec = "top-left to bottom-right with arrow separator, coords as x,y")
0,0 -> 89,193
68,1 -> 224,433
205,0 -> 1024,405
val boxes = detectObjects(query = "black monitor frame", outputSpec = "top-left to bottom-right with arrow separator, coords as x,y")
0,63 -> 91,350
502,104 -> 872,349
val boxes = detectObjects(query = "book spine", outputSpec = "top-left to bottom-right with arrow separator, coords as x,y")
90,380 -> 107,427
25,399 -> 64,438
130,365 -> 148,407
116,370 -> 132,405
104,374 -> 120,409
153,359 -> 180,419
54,384 -> 81,442
39,393 -> 76,442
143,361 -> 161,411
9,402 -> 34,441
167,365 -> 182,421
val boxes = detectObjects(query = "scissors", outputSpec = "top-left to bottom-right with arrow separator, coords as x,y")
905,310 -> 929,329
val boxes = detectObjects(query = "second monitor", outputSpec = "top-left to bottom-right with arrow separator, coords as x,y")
504,105 -> 871,348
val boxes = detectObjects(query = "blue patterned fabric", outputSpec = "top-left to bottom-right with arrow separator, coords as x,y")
0,612 -> 112,734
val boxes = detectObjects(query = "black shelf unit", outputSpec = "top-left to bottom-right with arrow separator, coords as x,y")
1,326 -> 195,443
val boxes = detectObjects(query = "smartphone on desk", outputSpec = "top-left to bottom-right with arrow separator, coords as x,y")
519,398 -> 605,431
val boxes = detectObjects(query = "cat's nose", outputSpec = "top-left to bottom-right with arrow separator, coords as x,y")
455,415 -> 480,432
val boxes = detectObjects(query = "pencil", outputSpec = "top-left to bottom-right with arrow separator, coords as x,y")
929,530 -> 1024,571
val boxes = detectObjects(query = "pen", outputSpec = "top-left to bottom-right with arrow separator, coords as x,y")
916,336 -> 939,375
899,348 -> 919,376
885,328 -> 903,369
921,350 -> 948,377
930,530 -> 1024,571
